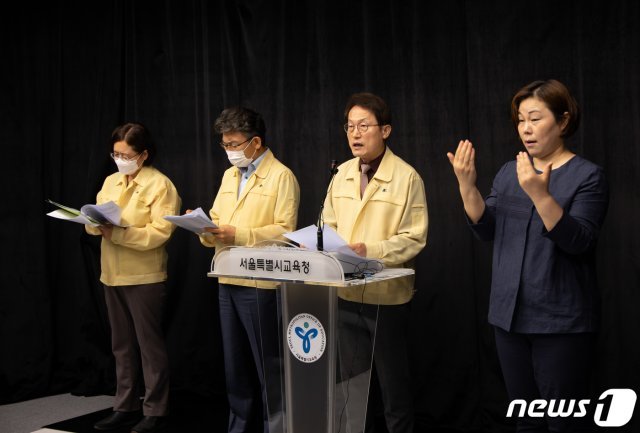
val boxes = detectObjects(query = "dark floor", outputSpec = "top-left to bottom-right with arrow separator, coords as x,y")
44,391 -> 228,433
43,390 -> 477,433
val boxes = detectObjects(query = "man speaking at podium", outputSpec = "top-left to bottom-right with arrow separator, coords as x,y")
198,107 -> 300,433
323,93 -> 428,433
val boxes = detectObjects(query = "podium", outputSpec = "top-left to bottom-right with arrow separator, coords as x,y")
209,245 -> 414,433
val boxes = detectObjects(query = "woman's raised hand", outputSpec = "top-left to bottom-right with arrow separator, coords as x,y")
447,139 -> 477,192
447,139 -> 485,223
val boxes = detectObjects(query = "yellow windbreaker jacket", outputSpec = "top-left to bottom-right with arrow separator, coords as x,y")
323,147 -> 428,304
86,166 -> 181,286
200,150 -> 300,289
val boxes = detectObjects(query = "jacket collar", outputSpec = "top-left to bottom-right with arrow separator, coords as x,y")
346,147 -> 394,183
233,150 -> 275,206
232,149 -> 273,180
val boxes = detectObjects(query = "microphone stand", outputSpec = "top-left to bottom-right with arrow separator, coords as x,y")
317,160 -> 339,251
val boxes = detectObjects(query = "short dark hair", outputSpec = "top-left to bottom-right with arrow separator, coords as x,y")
214,107 -> 266,145
110,122 -> 156,165
511,79 -> 580,138
344,92 -> 392,126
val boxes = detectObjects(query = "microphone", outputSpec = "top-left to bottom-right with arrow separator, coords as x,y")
317,159 -> 339,251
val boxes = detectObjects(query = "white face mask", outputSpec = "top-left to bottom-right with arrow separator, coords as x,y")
114,154 -> 142,175
226,139 -> 256,168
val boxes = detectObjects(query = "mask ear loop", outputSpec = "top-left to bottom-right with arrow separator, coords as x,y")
247,142 -> 258,162
246,137 -> 259,162
241,137 -> 255,153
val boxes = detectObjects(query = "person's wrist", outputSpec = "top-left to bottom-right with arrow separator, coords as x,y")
459,183 -> 476,198
530,190 -> 551,205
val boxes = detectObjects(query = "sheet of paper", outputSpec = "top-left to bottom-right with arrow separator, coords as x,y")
164,207 -> 218,233
47,209 -> 100,226
284,224 -> 361,258
46,199 -> 83,217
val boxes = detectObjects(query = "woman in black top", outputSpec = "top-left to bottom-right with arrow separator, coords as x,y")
447,79 -> 609,432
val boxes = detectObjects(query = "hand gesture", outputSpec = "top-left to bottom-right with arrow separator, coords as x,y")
446,139 -> 486,223
447,140 -> 477,192
516,152 -> 551,201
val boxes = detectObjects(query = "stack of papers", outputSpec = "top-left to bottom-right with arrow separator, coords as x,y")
46,199 -> 124,227
284,224 -> 359,257
164,207 -> 217,233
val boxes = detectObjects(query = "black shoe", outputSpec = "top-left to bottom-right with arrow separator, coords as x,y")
94,410 -> 142,431
131,416 -> 168,433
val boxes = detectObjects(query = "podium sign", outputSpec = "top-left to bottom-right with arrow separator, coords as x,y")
209,246 -> 413,433
212,245 -> 345,283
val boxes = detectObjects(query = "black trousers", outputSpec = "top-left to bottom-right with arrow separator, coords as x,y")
494,327 -> 595,433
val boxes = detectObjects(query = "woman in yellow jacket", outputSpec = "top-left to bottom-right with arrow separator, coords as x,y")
86,123 -> 181,433
324,93 -> 428,433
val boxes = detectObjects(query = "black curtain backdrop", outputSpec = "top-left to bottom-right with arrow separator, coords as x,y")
1,1 -> 639,432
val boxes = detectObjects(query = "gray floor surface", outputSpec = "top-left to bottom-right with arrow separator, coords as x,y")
0,393 -> 113,433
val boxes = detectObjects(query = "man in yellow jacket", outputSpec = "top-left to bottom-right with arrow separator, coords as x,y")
198,107 -> 300,433
323,93 -> 428,433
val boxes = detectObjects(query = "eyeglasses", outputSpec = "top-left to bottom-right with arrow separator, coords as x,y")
343,123 -> 380,134
110,152 -> 140,162
219,137 -> 254,149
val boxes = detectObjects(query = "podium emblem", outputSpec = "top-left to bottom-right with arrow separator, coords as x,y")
287,313 -> 326,363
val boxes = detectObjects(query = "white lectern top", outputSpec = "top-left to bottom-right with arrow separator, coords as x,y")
207,245 -> 414,286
